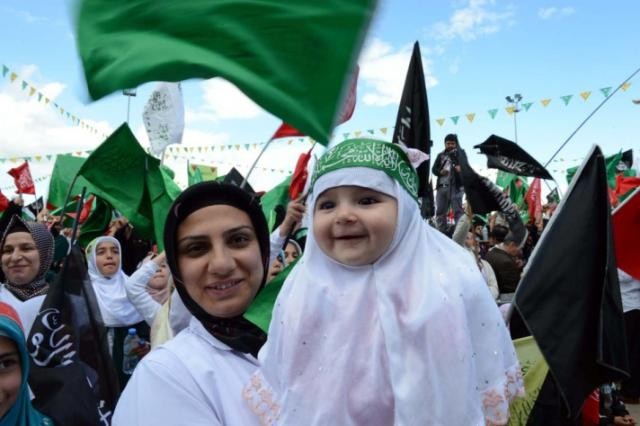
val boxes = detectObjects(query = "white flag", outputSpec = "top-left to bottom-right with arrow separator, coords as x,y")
143,83 -> 184,156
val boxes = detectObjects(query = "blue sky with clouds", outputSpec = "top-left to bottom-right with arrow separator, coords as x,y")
1,0 -> 638,199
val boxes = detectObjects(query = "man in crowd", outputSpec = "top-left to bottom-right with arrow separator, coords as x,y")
432,133 -> 464,233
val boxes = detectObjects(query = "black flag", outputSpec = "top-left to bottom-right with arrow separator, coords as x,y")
224,167 -> 257,195
474,135 -> 553,179
27,245 -> 120,425
513,145 -> 629,419
392,41 -> 434,218
26,196 -> 44,218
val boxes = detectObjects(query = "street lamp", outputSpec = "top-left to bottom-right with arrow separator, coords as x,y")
123,89 -> 137,123
505,93 -> 522,144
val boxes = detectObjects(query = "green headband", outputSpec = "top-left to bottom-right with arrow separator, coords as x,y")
310,139 -> 419,200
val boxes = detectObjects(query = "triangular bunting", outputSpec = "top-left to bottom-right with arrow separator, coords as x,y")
522,102 -> 533,111
505,106 -> 515,115
380,127 -> 388,135
560,95 -> 573,106
45,98 -> 50,104
541,99 -> 552,107
621,82 -> 631,91
580,91 -> 591,101
465,113 -> 475,123
2,65 -> 8,77
343,132 -> 350,139
450,116 -> 459,125
21,80 -> 28,90
9,72 -> 17,82
35,156 -> 42,161
29,86 -> 36,96
436,118 -> 445,126
287,140 -> 293,145
46,155 -> 52,161
354,131 -> 362,137
488,109 -> 498,119
367,129 -> 374,134
600,87 -> 612,97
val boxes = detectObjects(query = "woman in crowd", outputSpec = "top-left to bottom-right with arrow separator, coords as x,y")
245,138 -> 522,425
0,216 -> 53,334
113,181 -> 270,425
86,236 -> 148,388
0,301 -> 53,425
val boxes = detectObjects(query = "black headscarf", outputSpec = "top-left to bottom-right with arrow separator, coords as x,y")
1,216 -> 53,300
164,181 -> 269,357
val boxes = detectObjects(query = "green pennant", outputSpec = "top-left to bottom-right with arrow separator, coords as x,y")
21,80 -> 28,90
450,116 -> 459,125
260,175 -> 292,232
343,133 -> 350,139
600,86 -> 612,97
566,151 -> 622,189
488,109 -> 498,119
2,65 -> 8,78
522,102 -> 533,111
367,129 -> 374,134
560,95 -> 573,106
37,92 -> 43,102
46,155 -> 52,161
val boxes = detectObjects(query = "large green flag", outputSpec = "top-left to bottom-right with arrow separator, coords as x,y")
566,151 -> 623,188
47,154 -> 95,209
75,0 -> 377,143
77,124 -> 181,249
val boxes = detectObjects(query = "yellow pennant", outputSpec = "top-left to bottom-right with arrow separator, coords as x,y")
35,156 -> 42,161
10,157 -> 18,163
10,72 -> 17,82
505,106 -> 515,115
541,99 -> 552,107
436,118 -> 445,126
580,91 -> 591,101
354,130 -> 362,137
621,82 -> 632,91
29,87 -> 36,96
380,127 -> 388,135
45,98 -> 50,104
287,140 -> 293,145
466,113 -> 475,123
235,145 -> 241,150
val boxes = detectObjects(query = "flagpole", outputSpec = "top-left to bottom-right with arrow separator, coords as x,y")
544,66 -> 640,167
241,138 -> 274,190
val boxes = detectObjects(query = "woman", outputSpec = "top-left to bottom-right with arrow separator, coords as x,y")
86,236 -> 147,388
0,301 -> 53,425
0,216 -> 53,334
113,181 -> 269,425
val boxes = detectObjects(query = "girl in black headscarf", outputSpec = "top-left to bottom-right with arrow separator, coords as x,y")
0,216 -> 53,334
113,181 -> 269,426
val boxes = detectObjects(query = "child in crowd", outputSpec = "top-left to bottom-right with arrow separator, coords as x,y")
244,138 -> 523,425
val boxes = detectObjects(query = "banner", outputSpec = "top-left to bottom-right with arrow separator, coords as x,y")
143,82 -> 185,156
7,161 -> 36,194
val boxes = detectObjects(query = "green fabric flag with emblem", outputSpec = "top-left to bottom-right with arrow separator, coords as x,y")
47,154 -> 95,209
74,0 -> 377,144
260,175 -> 292,232
76,123 -> 181,249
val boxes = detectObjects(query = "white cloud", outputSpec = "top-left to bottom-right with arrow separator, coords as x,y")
200,78 -> 265,120
358,38 -> 438,107
538,7 -> 575,20
430,0 -> 514,42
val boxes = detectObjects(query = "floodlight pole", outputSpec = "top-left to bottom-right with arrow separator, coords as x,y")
505,93 -> 522,144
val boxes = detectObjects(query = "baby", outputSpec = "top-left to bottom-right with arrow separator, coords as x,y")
245,139 -> 523,425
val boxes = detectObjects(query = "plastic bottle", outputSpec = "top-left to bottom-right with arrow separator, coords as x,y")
122,328 -> 140,375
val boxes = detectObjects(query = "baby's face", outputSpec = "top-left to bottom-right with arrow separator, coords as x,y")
313,185 -> 397,266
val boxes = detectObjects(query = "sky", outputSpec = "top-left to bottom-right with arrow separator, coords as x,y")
0,0 -> 639,205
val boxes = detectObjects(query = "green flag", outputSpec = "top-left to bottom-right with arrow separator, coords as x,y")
77,124 -> 181,249
78,196 -> 114,248
496,170 -> 518,189
566,151 -> 623,188
187,163 -> 218,186
75,0 -> 377,143
260,175 -> 292,232
47,154 -> 95,209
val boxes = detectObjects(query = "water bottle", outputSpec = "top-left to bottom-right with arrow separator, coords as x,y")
122,328 -> 140,375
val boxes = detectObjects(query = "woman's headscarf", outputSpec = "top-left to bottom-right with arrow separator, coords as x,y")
245,139 -> 523,425
0,302 -> 51,426
164,181 -> 270,357
1,216 -> 53,301
86,236 -> 143,327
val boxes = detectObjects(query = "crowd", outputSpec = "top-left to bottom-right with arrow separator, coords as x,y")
0,136 -> 637,425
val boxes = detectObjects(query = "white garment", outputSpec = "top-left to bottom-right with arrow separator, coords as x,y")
124,262 -> 162,326
619,268 -> 640,313
0,285 -> 45,335
87,237 -> 143,327
113,317 -> 261,426
481,258 -> 500,300
269,229 -> 286,265
246,167 -> 523,426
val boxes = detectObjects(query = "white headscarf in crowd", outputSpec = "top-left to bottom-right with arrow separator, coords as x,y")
244,139 -> 523,425
86,236 -> 143,327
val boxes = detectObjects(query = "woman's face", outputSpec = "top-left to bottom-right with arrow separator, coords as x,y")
0,336 -> 22,419
176,205 -> 264,318
1,232 -> 40,286
95,241 -> 120,277
464,232 -> 477,250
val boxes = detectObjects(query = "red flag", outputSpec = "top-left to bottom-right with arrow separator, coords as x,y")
65,195 -> 96,224
289,148 -> 313,200
7,162 -> 36,195
614,174 -> 640,199
0,190 -> 9,212
271,66 -> 359,140
613,188 -> 640,280
525,177 -> 542,221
